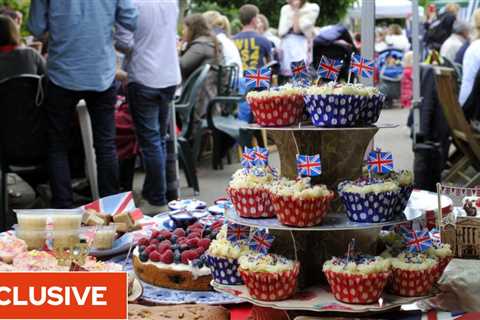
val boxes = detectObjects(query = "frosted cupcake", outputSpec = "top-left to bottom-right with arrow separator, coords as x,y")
304,83 -> 368,127
269,177 -> 334,227
338,178 -> 401,223
247,85 -> 305,127
323,255 -> 391,304
206,226 -> 251,285
227,167 -> 277,218
427,243 -> 453,281
393,171 -> 414,214
389,252 -> 439,297
239,253 -> 300,301
359,85 -> 386,125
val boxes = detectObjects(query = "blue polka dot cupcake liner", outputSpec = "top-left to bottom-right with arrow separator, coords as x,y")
206,255 -> 243,285
304,94 -> 367,127
338,180 -> 401,223
394,185 -> 413,215
359,94 -> 385,125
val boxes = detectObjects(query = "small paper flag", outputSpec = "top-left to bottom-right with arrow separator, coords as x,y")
244,67 -> 271,90
400,227 -> 433,253
367,149 -> 393,174
350,54 -> 375,79
227,223 -> 250,242
296,154 -> 322,177
317,56 -> 342,81
249,229 -> 274,254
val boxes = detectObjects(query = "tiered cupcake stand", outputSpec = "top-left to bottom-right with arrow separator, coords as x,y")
212,124 -> 435,315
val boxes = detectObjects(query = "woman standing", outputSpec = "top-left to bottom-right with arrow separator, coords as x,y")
278,0 -> 319,78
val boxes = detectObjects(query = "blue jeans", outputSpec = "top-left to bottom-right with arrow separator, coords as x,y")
45,81 -> 119,208
128,83 -> 176,206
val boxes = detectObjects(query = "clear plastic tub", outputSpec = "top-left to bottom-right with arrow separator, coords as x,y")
14,225 -> 47,250
93,225 -> 116,250
51,211 -> 83,230
15,211 -> 47,231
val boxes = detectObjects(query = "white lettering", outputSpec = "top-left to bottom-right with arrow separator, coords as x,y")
0,286 -> 11,306
47,287 -> 63,306
13,287 -> 27,306
91,287 -> 107,306
29,287 -> 46,306
71,287 -> 91,306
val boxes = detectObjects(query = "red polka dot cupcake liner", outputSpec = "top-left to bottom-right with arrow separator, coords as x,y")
239,262 -> 300,301
247,94 -> 304,127
227,187 -> 275,218
390,266 -> 438,297
270,192 -> 334,227
433,256 -> 452,282
324,270 -> 391,304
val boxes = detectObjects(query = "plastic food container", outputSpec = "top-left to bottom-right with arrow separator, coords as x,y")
52,211 -> 83,230
14,225 -> 47,250
93,225 -> 116,250
16,211 -> 47,232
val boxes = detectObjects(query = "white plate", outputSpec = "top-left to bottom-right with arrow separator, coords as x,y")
89,232 -> 133,257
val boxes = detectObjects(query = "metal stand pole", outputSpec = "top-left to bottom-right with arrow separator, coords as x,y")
360,0 -> 375,87
166,102 -> 180,200
412,0 -> 422,144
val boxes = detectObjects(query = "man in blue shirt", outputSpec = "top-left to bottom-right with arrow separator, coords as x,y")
28,0 -> 138,208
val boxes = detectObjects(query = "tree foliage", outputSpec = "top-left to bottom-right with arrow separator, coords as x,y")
0,0 -> 30,34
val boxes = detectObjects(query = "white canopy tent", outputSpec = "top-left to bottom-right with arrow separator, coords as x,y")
349,0 -> 424,19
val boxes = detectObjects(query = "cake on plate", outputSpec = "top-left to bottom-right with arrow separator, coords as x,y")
133,223 -> 218,291
323,255 -> 391,304
0,233 -> 27,263
127,304 -> 230,320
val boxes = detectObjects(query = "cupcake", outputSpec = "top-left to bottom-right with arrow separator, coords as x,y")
427,243 -> 453,281
206,226 -> 251,285
238,253 -> 300,301
227,167 -> 277,218
393,171 -> 414,214
269,177 -> 334,227
246,85 -> 305,127
338,178 -> 401,223
323,255 -> 391,304
389,252 -> 439,297
304,83 -> 368,127
359,86 -> 385,125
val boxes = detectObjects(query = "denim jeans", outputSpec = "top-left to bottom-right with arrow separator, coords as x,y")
45,81 -> 119,208
127,83 -> 176,206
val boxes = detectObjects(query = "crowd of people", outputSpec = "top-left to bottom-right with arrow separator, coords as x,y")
1,0 -> 480,213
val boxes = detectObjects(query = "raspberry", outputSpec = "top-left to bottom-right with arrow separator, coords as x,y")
173,228 -> 186,237
186,237 -> 199,248
195,247 -> 205,255
138,238 -> 149,246
157,243 -> 170,254
151,230 -> 161,239
149,251 -> 161,262
187,232 -> 202,239
161,250 -> 174,264
177,237 -> 187,245
198,238 -> 211,250
159,240 -> 171,247
145,244 -> 157,254
159,230 -> 172,239
150,238 -> 159,246
181,250 -> 199,264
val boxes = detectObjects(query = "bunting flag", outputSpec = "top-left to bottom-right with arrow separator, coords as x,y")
249,229 -> 274,254
291,60 -> 309,80
317,56 -> 343,81
227,223 -> 250,243
244,67 -> 271,90
296,154 -> 322,177
253,147 -> 269,167
367,150 -> 394,174
400,227 -> 433,253
350,54 -> 375,79
440,185 -> 480,197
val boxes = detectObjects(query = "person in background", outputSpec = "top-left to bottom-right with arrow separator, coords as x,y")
0,7 -> 22,28
425,3 -> 459,50
257,14 -> 281,48
400,51 -> 413,109
233,4 -> 272,70
353,32 -> 361,51
375,29 -> 388,53
385,24 -> 410,52
28,1 -> 138,208
203,11 -> 243,75
0,15 -> 45,80
440,20 -> 470,63
278,0 -> 319,77
115,0 -> 180,213
180,14 -> 222,123
459,9 -> 480,106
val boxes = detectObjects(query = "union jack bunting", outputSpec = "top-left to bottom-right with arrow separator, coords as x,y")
249,229 -> 274,254
296,154 -> 322,177
244,67 -> 271,90
291,60 -> 309,80
83,192 -> 143,220
400,227 -> 433,253
254,147 -> 269,167
227,223 -> 250,242
241,147 -> 256,169
367,150 -> 394,174
317,56 -> 342,81
350,54 -> 375,79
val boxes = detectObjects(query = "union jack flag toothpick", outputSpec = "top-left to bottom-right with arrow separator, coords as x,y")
241,147 -> 256,169
296,154 -> 322,177
367,149 -> 393,174
317,56 -> 342,81
291,60 -> 309,80
227,223 -> 250,243
350,54 -> 375,79
400,227 -> 433,253
249,229 -> 274,254
244,67 -> 271,90
253,147 -> 269,167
